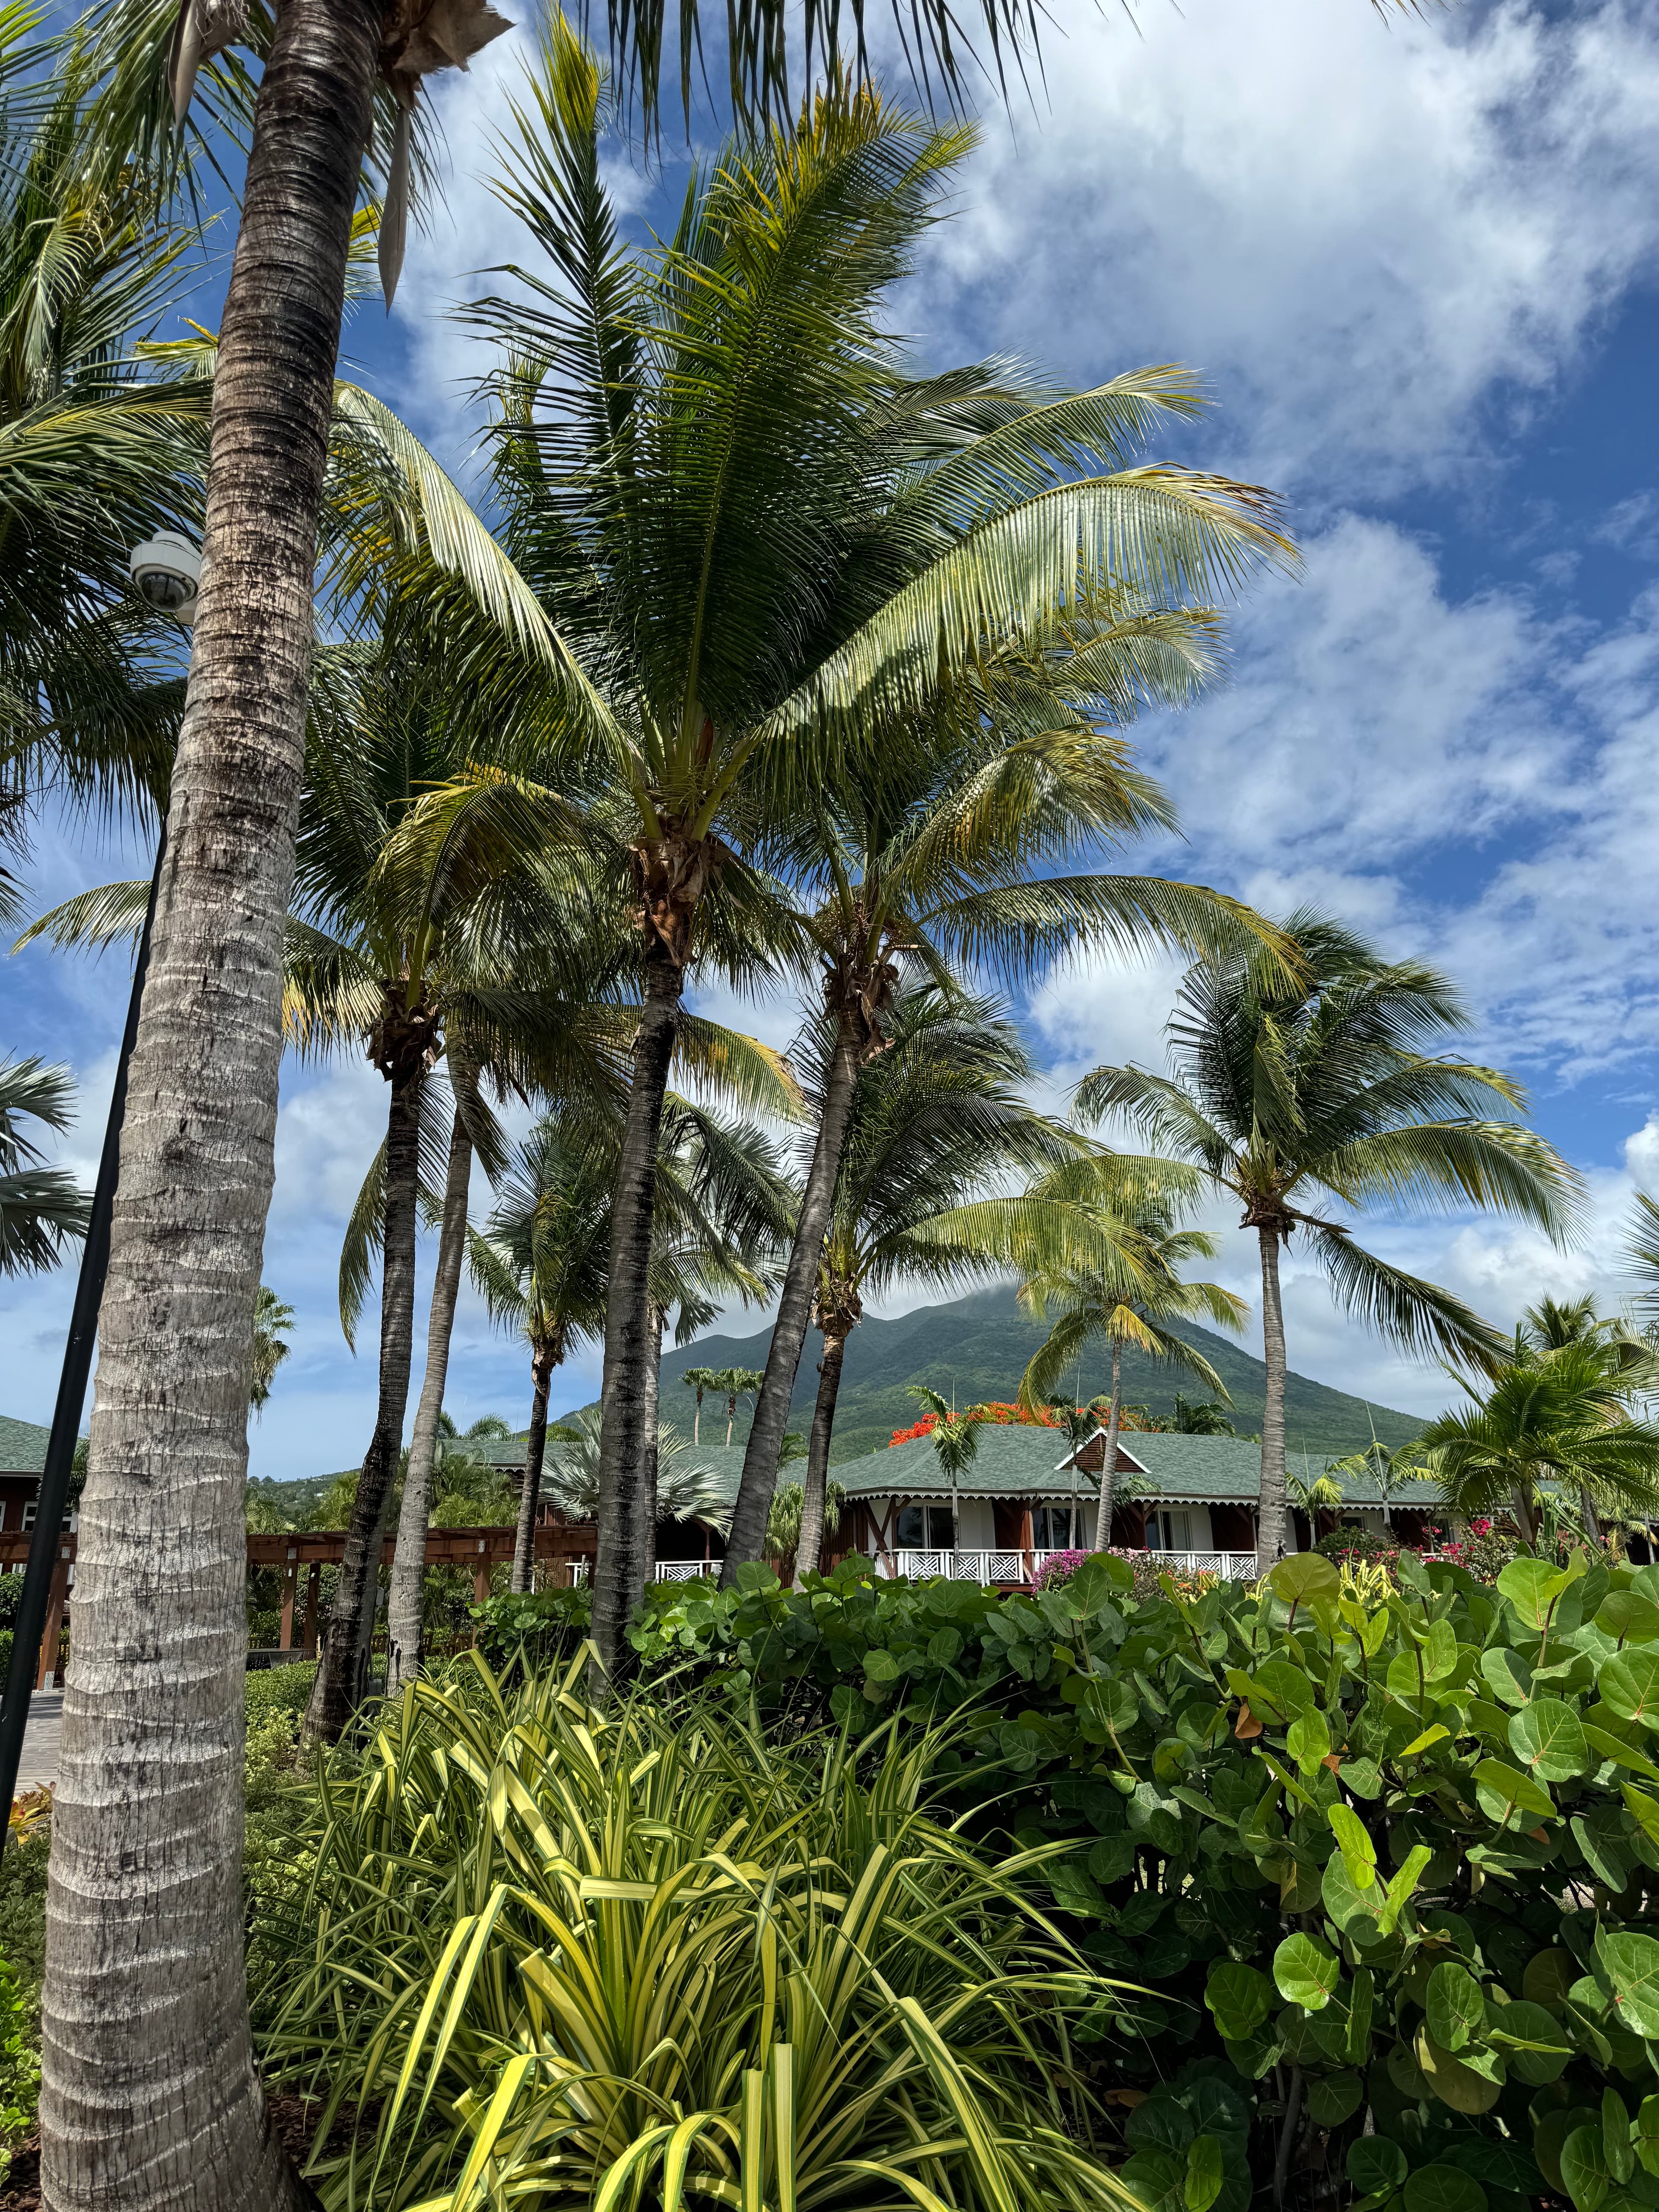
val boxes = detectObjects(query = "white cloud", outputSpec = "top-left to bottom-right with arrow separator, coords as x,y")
912,0 -> 1659,499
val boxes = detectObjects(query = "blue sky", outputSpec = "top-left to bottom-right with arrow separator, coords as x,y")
5,0 -> 1659,1477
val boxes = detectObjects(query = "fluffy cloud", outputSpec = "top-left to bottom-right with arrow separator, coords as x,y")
912,0 -> 1659,498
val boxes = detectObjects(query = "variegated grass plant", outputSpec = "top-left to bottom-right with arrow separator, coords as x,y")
256,1651 -> 1142,2212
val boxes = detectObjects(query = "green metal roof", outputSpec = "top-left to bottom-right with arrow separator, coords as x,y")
842,1427 -> 1408,1507
0,1412 -> 51,1475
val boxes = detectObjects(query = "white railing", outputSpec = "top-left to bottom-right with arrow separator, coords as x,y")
889,1548 -> 1258,1584
654,1560 -> 715,1583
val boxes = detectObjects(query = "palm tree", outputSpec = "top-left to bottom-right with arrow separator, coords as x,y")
0,1058 -> 91,1274
791,985 -> 1074,1577
467,1119 -> 615,1597
1016,1192 -> 1245,1553
1078,911 -> 1583,1562
681,1366 -> 724,1446
723,649 -> 1296,1583
707,1367 -> 766,1449
437,35 -> 1296,1672
1421,1341 -> 1659,1545
540,1408 -> 730,1535
905,1385 -> 982,1558
1168,1395 -> 1236,1435
1325,1424 -> 1433,1534
248,1286 -> 292,1412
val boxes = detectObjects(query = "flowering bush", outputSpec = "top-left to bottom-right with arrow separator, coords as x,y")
1030,1548 -> 1090,1591
1438,1516 -> 1518,1583
1313,1525 -> 1401,1569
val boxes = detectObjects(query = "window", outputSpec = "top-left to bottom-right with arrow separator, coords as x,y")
1033,1505 -> 1081,1549
1144,1510 -> 1192,1552
895,1504 -> 955,1549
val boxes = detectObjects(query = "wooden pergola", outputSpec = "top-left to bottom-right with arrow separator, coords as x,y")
0,1523 -> 596,1689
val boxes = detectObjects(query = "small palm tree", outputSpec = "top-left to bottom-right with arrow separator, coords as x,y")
1016,1189 -> 1245,1553
1325,1430 -> 1432,1532
1420,1341 -> 1659,1544
1168,1395 -> 1236,1436
542,1408 -> 730,1535
248,1287 -> 293,1413
907,1385 -> 981,1552
709,1368 -> 767,1449
681,1367 -> 725,1447
1079,911 -> 1583,1561
0,1058 -> 90,1275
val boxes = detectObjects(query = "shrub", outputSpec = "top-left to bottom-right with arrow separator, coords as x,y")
622,1545 -> 1659,2207
1314,1524 -> 1400,1565
467,1583 -> 590,1673
1439,1519 -> 1519,1583
256,1660 -> 1138,2212
0,1952 -> 37,2187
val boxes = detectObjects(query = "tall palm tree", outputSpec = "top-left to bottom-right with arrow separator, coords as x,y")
1078,912 -> 1583,1562
723,660 -> 1296,1582
448,38 -> 1296,1659
1016,1192 -> 1245,1551
706,1367 -> 766,1449
0,1058 -> 91,1274
248,1286 -> 292,1411
1421,1341 -> 1659,1545
791,985 -> 1073,1576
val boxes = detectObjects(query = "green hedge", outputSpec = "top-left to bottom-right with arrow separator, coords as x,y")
626,1548 -> 1659,2210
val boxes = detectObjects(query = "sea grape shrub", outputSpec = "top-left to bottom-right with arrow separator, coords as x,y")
633,1547 -> 1659,2208
470,1585 -> 591,1673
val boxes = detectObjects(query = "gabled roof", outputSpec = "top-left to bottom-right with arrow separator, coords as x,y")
844,1426 -> 1412,1507
0,1412 -> 51,1476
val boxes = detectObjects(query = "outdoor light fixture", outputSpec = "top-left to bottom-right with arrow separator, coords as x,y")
128,531 -> 202,624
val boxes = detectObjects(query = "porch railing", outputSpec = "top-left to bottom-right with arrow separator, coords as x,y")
889,1548 -> 1259,1584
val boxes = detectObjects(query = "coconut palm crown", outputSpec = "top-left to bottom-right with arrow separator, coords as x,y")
1077,911 -> 1583,1562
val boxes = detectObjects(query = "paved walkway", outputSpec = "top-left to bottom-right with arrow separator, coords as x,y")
15,1689 -> 62,1793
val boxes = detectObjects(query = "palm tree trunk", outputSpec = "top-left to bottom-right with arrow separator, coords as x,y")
1513,1485 -> 1538,1548
724,1012 -> 863,1582
1095,1343 -> 1122,1549
511,1343 -> 556,1594
725,1393 -> 736,1448
641,1304 -> 663,1589
592,952 -> 683,1681
38,2 -> 378,2202
1256,1227 -> 1290,1564
693,1390 -> 701,1446
387,1114 -> 472,1691
798,1328 -> 848,1579
308,1057 -> 424,1741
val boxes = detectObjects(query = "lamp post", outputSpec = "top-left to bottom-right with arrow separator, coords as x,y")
0,541 -> 197,1846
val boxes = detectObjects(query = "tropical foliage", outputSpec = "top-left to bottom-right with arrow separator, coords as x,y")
0,1056 -> 89,1274
1079,911 -> 1582,1564
255,1659 -> 1139,2212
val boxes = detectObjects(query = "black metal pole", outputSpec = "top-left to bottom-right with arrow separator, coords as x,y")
0,824 -> 166,1849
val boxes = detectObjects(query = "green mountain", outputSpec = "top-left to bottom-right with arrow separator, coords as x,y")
560,1286 -> 1429,1465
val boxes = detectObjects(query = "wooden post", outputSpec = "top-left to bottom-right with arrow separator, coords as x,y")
279,1550 -> 299,1651
1019,1506 -> 1034,1584
473,1538 -> 490,1606
37,1548 -> 71,1690
302,1560 -> 321,1655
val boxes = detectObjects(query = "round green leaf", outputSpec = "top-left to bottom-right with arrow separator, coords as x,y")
1306,2070 -> 1363,2126
1120,2149 -> 1185,2212
1602,1650 -> 1659,1729
1481,1646 -> 1533,1707
1287,1705 -> 1331,1772
1125,2093 -> 1194,2155
1426,1960 -> 1486,2052
1486,1998 -> 1571,2084
1601,1932 -> 1659,2037
1510,1697 -> 1591,1781
1561,2125 -> 1612,2212
1598,1593 -> 1659,1646
1272,1931 -> 1340,2011
1474,1756 -> 1555,1822
862,1648 -> 901,1684
1403,2165 -> 1487,2212
1349,2140 -> 1408,2196
1253,1658 -> 1316,1717
1523,1948 -> 1576,2012
1268,1553 -> 1340,1605
1185,2136 -> 1224,2212
926,1625 -> 964,1665
1204,1961 -> 1274,2041
1499,1557 -> 1569,1630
